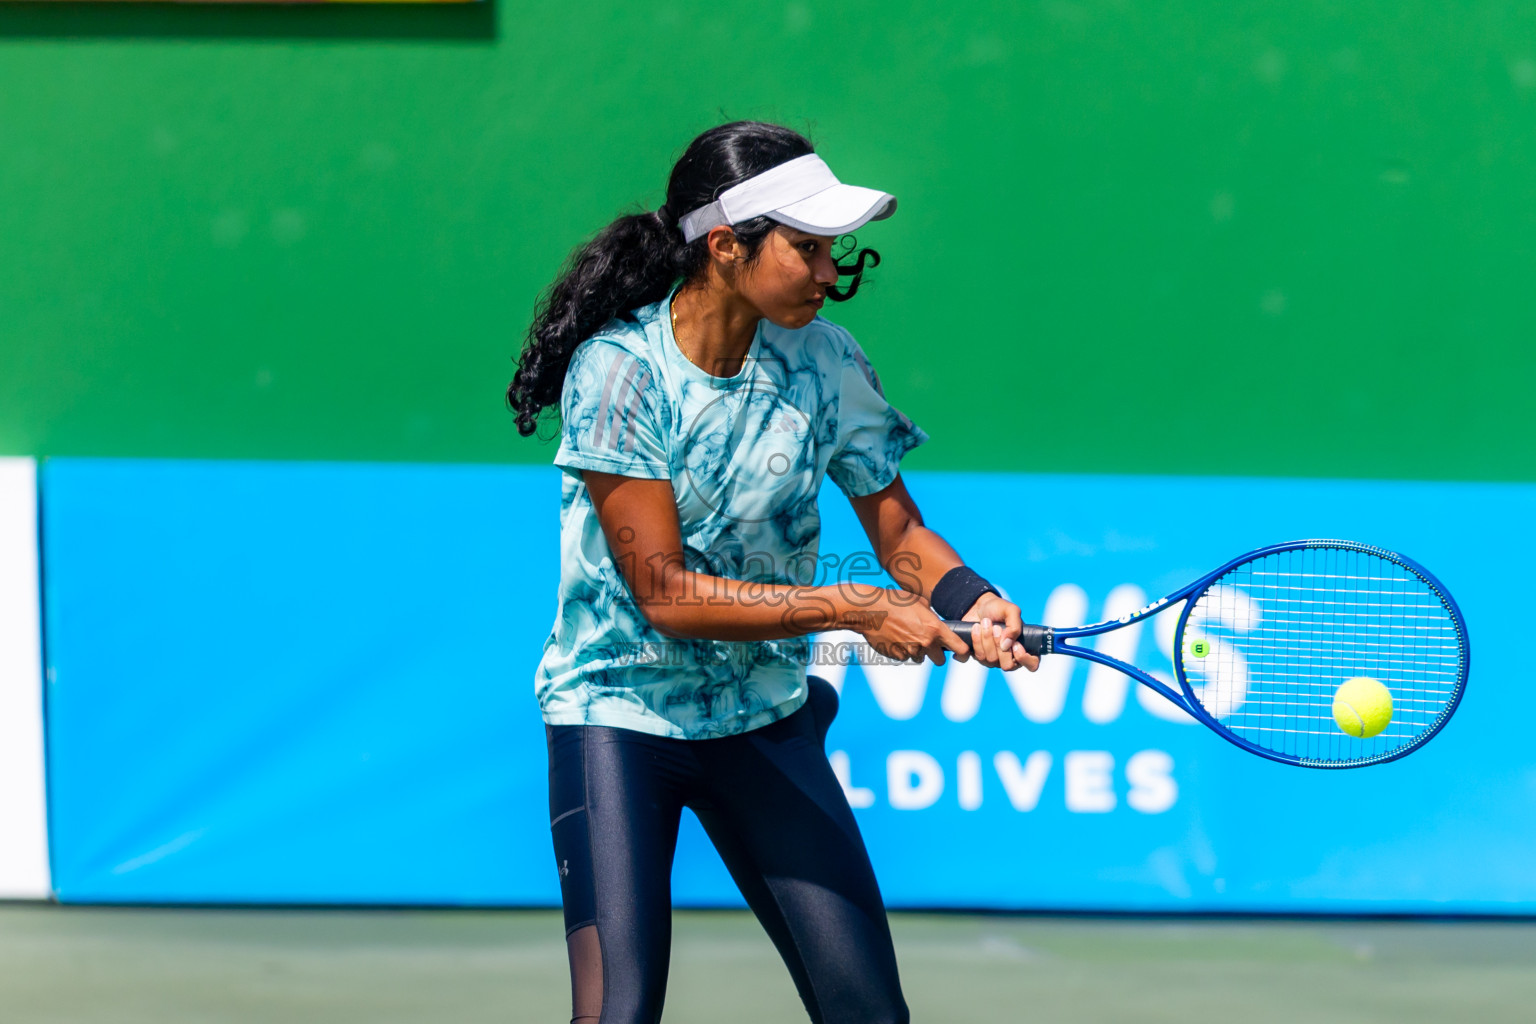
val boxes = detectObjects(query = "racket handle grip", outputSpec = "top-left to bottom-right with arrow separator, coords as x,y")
943,621 -> 1053,657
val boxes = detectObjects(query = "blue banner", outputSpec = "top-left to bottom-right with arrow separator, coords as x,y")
41,459 -> 1535,912
43,459 -> 554,905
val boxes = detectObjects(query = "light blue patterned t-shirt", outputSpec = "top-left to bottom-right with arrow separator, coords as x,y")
534,286 -> 929,739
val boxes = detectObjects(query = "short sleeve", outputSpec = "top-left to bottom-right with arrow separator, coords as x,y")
826,332 -> 930,497
554,338 -> 671,480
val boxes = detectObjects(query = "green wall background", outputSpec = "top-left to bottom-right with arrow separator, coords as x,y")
2,1 -> 1533,480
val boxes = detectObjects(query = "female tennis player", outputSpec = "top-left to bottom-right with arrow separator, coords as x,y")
506,121 -> 1038,1024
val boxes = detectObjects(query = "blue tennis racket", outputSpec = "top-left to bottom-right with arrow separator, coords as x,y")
945,540 -> 1469,768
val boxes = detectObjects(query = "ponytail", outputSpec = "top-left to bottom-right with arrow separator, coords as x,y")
506,209 -> 688,438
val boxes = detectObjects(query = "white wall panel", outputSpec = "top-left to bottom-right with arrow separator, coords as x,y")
0,458 -> 50,898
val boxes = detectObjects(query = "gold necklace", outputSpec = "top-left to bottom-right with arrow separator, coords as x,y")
671,293 -> 695,365
671,291 -> 741,377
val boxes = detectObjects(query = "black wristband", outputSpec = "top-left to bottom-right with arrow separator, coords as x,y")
929,566 -> 1001,620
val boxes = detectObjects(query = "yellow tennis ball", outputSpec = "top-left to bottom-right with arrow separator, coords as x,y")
1332,677 -> 1393,738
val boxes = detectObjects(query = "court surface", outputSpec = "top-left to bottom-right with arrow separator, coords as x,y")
2,905 -> 1533,1023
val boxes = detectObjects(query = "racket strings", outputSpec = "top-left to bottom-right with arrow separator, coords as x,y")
1183,544 -> 1465,767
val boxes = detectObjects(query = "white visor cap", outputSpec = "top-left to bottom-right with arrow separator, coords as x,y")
678,153 -> 897,244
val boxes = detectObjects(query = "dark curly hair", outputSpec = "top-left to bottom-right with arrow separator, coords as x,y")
506,120 -> 882,438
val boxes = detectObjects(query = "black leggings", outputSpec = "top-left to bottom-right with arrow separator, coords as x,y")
545,676 -> 909,1024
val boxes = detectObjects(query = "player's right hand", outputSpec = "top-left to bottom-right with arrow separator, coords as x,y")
847,588 -> 969,666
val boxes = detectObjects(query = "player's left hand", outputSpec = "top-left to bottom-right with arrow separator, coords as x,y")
957,593 -> 1040,672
